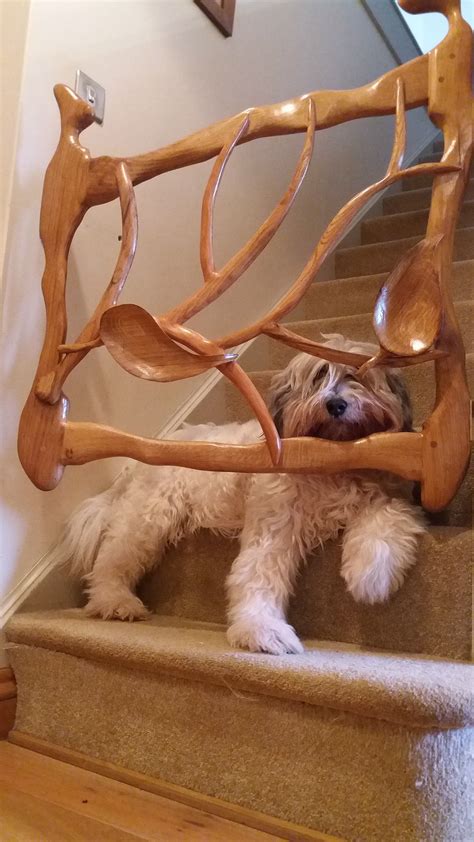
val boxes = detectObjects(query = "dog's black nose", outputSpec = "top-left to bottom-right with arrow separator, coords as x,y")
326,397 -> 348,418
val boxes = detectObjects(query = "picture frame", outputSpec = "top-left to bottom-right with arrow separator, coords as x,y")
194,0 -> 236,37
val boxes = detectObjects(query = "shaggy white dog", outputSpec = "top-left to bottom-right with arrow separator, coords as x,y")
63,335 -> 425,655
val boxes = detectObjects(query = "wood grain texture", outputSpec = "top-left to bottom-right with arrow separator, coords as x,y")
100,304 -> 237,382
6,735 -> 346,842
0,668 -> 16,739
157,320 -> 282,465
40,161 -> 139,404
267,323 -> 447,373
165,101 -> 315,324
17,0 -> 472,509
62,422 -> 423,480
373,236 -> 444,356
1,786 -> 141,842
86,55 -> 430,206
417,0 -> 473,509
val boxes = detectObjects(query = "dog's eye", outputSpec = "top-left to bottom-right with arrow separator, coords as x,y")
313,365 -> 328,384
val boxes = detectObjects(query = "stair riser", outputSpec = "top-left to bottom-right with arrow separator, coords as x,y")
302,261 -> 473,320
362,202 -> 474,244
335,229 -> 474,277
139,526 -> 472,660
384,180 -> 474,213
9,645 -> 472,842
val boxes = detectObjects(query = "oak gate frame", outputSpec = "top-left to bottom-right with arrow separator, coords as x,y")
18,0 -> 472,513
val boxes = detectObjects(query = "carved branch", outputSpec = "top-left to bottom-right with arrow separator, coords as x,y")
213,89 -> 460,350
387,78 -> 406,175
263,323 -> 447,373
164,99 -> 316,324
63,422 -> 423,481
159,321 -> 281,466
200,116 -> 250,282
17,0 -> 472,509
36,162 -> 137,404
263,324 -> 372,368
85,55 -> 430,207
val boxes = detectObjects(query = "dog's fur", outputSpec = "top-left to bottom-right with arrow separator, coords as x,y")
62,335 -> 425,655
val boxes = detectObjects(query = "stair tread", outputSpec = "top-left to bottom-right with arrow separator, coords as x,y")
7,608 -> 474,730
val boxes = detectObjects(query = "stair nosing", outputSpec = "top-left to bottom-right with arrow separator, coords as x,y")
6,608 -> 474,730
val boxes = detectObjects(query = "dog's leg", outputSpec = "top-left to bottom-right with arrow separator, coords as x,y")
226,478 -> 304,655
341,497 -> 425,604
85,494 -> 185,621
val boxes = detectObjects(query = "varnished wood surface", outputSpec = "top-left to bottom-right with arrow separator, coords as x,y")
86,55 -> 430,206
0,668 -> 16,739
17,0 -> 472,508
373,236 -> 443,356
39,160 -> 139,405
5,737 -> 345,842
63,422 -> 423,480
417,0 -> 473,510
100,304 -> 237,382
165,101 -> 315,324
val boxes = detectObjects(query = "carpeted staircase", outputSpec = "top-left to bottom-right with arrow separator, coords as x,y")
6,139 -> 473,842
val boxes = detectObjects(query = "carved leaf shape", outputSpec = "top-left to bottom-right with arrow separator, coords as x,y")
100,304 -> 236,382
373,235 -> 443,357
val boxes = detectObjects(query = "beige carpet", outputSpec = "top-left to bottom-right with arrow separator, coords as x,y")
7,140 -> 474,842
7,633 -> 473,842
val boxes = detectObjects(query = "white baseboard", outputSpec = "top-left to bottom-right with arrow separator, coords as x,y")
0,126 -> 439,639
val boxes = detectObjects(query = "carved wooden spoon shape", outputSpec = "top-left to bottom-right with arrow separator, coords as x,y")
373,234 -> 444,357
100,304 -> 237,381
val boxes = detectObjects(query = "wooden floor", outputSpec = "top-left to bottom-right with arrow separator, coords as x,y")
0,742 -> 280,841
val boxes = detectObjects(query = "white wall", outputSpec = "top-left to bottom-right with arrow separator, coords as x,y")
0,0 -> 437,660
0,0 -> 31,266
397,0 -> 473,53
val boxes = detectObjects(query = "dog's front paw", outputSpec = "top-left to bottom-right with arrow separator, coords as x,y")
341,550 -> 403,604
227,618 -> 304,655
85,590 -> 150,621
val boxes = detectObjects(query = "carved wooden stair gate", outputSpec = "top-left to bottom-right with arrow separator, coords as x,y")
18,0 -> 472,512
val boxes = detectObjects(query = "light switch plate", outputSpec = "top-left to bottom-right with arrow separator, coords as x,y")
75,70 -> 105,125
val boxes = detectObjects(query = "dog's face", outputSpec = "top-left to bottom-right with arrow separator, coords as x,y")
269,335 -> 413,441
